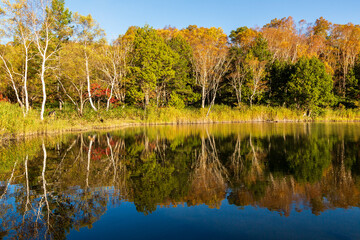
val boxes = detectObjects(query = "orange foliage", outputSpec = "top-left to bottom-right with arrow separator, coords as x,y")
261,16 -> 301,62
180,25 -> 228,65
156,26 -> 180,41
0,93 -> 9,102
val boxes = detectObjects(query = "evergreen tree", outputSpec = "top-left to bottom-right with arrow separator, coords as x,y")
287,57 -> 334,114
128,25 -> 176,109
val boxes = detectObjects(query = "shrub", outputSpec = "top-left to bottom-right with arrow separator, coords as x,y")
168,93 -> 185,109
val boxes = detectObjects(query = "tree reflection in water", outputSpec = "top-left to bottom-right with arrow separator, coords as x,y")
0,123 -> 360,239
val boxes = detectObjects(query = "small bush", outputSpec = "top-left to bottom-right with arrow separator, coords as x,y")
168,93 -> 185,109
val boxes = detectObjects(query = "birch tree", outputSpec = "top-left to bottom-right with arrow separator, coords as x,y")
261,17 -> 299,62
229,27 -> 258,106
98,36 -> 132,111
0,45 -> 25,114
59,42 -> 88,115
248,58 -> 267,107
181,26 -> 229,108
73,13 -> 105,112
331,23 -> 360,97
30,0 -> 62,120
1,0 -> 33,115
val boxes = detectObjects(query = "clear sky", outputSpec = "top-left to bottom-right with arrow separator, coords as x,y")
65,0 -> 360,41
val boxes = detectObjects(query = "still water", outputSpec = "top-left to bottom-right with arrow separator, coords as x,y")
0,123 -> 360,239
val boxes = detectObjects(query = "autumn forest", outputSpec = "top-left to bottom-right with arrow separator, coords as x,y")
1,0 -> 360,133
2,0 -> 360,238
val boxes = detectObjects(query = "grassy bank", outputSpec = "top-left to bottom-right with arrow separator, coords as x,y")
1,102 -> 360,137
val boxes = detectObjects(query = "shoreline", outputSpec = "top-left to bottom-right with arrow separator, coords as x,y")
2,103 -> 360,142
2,118 -> 360,142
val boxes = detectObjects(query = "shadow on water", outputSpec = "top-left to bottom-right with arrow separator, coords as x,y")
0,123 -> 360,239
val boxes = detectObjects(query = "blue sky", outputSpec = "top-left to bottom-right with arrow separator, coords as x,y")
66,0 -> 360,41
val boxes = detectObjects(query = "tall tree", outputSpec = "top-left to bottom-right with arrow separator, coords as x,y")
49,0 -> 72,110
181,25 -> 229,109
1,0 -> 33,115
331,23 -> 360,97
261,17 -> 299,62
267,59 -> 293,106
229,26 -> 258,105
229,27 -> 270,106
30,0 -> 71,120
287,57 -> 333,115
167,34 -> 199,106
59,42 -> 87,115
129,25 -> 176,110
248,57 -> 267,107
0,44 -> 25,113
30,0 -> 53,120
308,17 -> 332,57
98,36 -> 132,110
72,12 -> 105,112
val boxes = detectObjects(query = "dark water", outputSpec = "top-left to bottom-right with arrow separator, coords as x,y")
1,123 -> 360,239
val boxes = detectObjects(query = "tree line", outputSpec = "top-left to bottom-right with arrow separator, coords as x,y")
1,0 -> 360,120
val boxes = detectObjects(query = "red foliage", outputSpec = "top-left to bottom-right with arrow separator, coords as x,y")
83,145 -> 107,161
85,83 -> 120,105
0,93 -> 9,102
91,83 -> 108,98
91,147 -> 107,161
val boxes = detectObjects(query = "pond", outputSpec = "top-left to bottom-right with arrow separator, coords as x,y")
0,123 -> 360,239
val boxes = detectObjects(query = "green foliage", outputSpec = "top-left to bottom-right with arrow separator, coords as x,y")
268,60 -> 294,106
346,60 -> 360,103
287,57 -> 334,112
286,137 -> 332,183
48,0 -> 73,42
229,26 -> 249,45
168,93 -> 185,109
0,138 -> 42,174
268,135 -> 332,183
128,25 -> 177,108
167,35 -> 199,106
248,35 -> 271,61
73,13 -> 105,43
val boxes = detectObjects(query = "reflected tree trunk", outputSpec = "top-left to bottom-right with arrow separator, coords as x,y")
230,134 -> 243,180
86,135 -> 96,189
106,134 -> 116,184
249,135 -> 262,176
38,141 -> 51,238
189,130 -> 228,208
25,155 -> 31,211
0,159 -> 18,200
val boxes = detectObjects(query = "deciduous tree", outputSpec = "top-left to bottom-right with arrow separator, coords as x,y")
72,12 -> 105,112
181,25 -> 229,109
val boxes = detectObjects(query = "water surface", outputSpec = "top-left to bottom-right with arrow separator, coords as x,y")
0,123 -> 360,239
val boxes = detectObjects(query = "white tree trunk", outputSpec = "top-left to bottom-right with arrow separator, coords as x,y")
24,45 -> 30,115
201,84 -> 206,108
106,81 -> 115,111
40,56 -> 47,121
0,55 -> 25,116
85,52 -> 97,112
